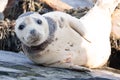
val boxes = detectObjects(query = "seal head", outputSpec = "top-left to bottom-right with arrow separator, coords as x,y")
15,12 -> 49,47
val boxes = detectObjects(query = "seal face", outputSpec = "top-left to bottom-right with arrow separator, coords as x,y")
15,12 -> 50,47
22,16 -> 57,54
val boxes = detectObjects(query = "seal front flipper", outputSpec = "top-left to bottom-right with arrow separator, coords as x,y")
69,17 -> 91,43
42,11 -> 91,43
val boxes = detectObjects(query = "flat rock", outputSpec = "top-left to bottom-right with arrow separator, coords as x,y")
0,50 -> 120,80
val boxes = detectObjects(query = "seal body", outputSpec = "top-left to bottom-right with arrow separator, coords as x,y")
0,0 -> 8,12
79,0 -> 120,68
15,0 -> 120,70
0,0 -> 8,20
15,11 -> 90,71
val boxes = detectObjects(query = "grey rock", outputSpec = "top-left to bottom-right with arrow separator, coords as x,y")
0,12 -> 4,20
0,76 -> 16,80
0,50 -> 120,80
62,0 -> 95,8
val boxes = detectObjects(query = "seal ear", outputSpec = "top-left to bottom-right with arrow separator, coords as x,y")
69,17 -> 91,43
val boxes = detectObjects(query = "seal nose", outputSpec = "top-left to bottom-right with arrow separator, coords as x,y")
30,29 -> 36,35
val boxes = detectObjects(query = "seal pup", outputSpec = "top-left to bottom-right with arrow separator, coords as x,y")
15,11 -> 90,71
15,0 -> 120,71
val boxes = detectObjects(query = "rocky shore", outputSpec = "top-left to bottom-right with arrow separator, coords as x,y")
0,51 -> 120,80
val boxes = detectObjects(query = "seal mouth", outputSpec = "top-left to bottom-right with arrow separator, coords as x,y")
28,37 -> 40,44
23,36 -> 40,46
30,38 -> 40,44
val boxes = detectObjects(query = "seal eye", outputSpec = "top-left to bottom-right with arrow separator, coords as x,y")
18,24 -> 25,30
36,19 -> 42,25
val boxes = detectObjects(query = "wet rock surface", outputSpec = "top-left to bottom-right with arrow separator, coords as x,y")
0,51 -> 120,80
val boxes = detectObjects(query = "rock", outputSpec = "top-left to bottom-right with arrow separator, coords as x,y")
111,6 -> 120,40
65,7 -> 89,18
0,13 -> 4,20
0,51 -> 120,80
62,0 -> 95,8
0,20 -> 21,52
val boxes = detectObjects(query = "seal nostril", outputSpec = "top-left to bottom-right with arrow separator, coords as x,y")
30,29 -> 36,35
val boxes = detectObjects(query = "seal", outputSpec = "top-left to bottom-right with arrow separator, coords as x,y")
15,11 -> 90,71
15,0 -> 120,71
